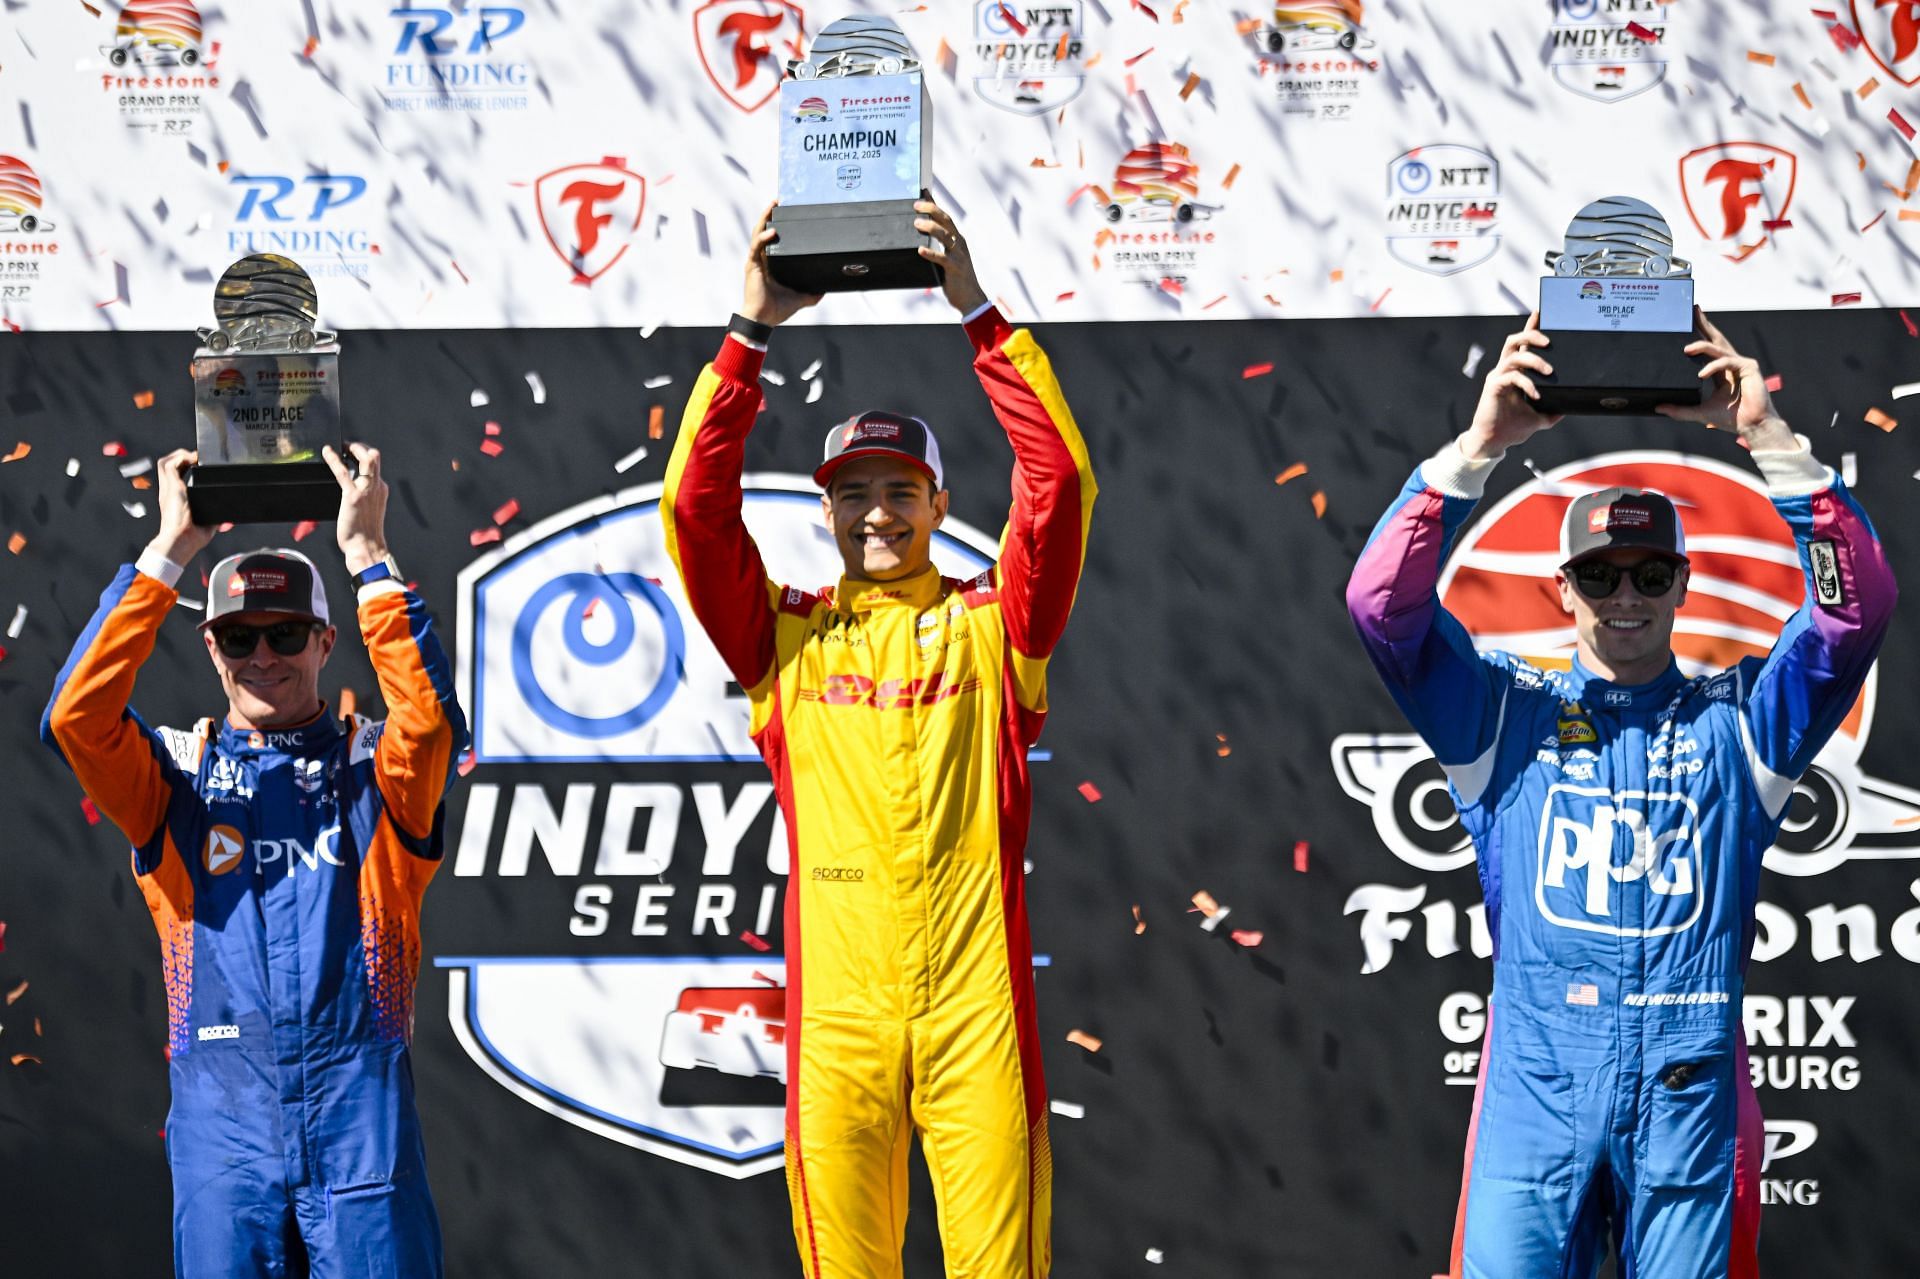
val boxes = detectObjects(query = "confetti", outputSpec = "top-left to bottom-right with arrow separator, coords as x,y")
1235,16 -> 1262,34
1764,373 -> 1784,392
1145,1249 -> 1165,1264
0,920 -> 6,954
1132,0 -> 1157,18
614,444 -> 649,473
761,368 -> 787,387
133,389 -> 155,409
1829,22 -> 1863,52
1832,292 -> 1864,306
648,405 -> 666,439
1242,362 -> 1274,379
1066,1028 -> 1103,1053
1903,310 -> 1920,337
469,527 -> 503,547
1215,733 -> 1231,757
1370,288 -> 1393,312
81,797 -> 100,825
1076,780 -> 1102,802
121,501 -> 147,519
6,533 -> 24,555
1293,840 -> 1310,872
1191,890 -> 1230,930
740,930 -> 771,952
470,389 -> 490,407
1867,407 -> 1899,431
994,1 -> 1027,35
525,372 -> 547,404
1748,51 -> 1776,66
1901,210 -> 1920,221
1793,82 -> 1813,109
1222,162 -> 1242,190
1048,1099 -> 1086,1119
1892,382 -> 1920,398
1861,77 -> 1882,98
484,421 -> 502,437
291,520 -> 318,542
1762,219 -> 1792,231
1,443 -> 28,463
118,456 -> 153,479
337,688 -> 357,719
1462,342 -> 1486,377
103,442 -> 126,457
1842,452 -> 1859,486
805,380 -> 824,404
1273,462 -> 1308,486
1625,21 -> 1656,41
65,459 -> 79,477
1132,904 -> 1146,935
480,439 -> 505,457
751,969 -> 781,987
1892,108 -> 1917,141
1230,929 -> 1264,948
1311,490 -> 1328,519
10,1054 -> 40,1067
1179,71 -> 1201,100
493,498 -> 521,526
456,751 -> 478,777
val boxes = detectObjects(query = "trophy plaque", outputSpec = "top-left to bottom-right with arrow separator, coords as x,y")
186,255 -> 344,525
766,14 -> 939,293
1533,196 -> 1706,416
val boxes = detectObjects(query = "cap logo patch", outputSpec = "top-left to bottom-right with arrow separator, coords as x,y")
856,421 -> 902,441
1607,505 -> 1654,530
233,568 -> 290,594
1587,508 -> 1610,533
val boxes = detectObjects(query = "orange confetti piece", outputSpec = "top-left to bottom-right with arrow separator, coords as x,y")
5,980 -> 26,1005
1,443 -> 28,463
493,498 -> 521,525
1055,32 -> 1070,60
131,475 -> 151,490
1229,929 -> 1264,948
1329,268 -> 1344,283
338,688 -> 357,718
1191,890 -> 1222,917
1242,362 -> 1274,379
6,532 -> 25,555
740,930 -> 771,952
1747,51 -> 1776,65
216,160 -> 230,175
1132,905 -> 1147,935
1077,780 -> 1102,802
1172,0 -> 1189,20
1093,228 -> 1116,250
1866,407 -> 1898,431
1215,733 -> 1231,757
1860,77 -> 1882,98
1066,1029 -> 1104,1053
647,405 -> 665,439
1293,840 -> 1310,872
1235,16 -> 1262,34
1179,71 -> 1201,100
1900,209 -> 1920,221
1311,490 -> 1328,519
1029,157 -> 1060,167
1275,462 -> 1309,486
1084,51 -> 1102,68
1222,163 -> 1242,190
1793,82 -> 1812,109
10,1054 -> 41,1067
132,390 -> 155,409
302,34 -> 319,58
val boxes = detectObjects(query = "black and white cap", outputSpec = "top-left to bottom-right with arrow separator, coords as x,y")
814,410 -> 945,490
201,549 -> 331,628
1560,488 -> 1688,565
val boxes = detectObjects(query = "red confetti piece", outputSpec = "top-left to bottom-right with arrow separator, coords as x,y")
1157,277 -> 1183,296
1293,840 -> 1310,873
1230,929 -> 1264,948
1810,6 -> 1839,16
493,498 -> 521,525
1762,219 -> 1792,230
1862,210 -> 1888,232
1764,373 -> 1783,392
132,390 -> 155,409
1203,294 -> 1229,310
994,1 -> 1027,35
0,920 -> 6,953
740,930 -> 771,952
1369,288 -> 1393,312
289,520 -> 316,542
1242,362 -> 1274,379
1866,407 -> 1899,431
1077,781 -> 1102,803
1833,292 -> 1864,305
1901,310 -> 1919,337
479,439 -> 504,457
1066,1028 -> 1104,1052
103,442 -> 127,457
456,752 -> 478,777
1274,462 -> 1309,486
1054,291 -> 1076,302
484,420 -> 502,436
450,259 -> 469,285
1,443 -> 28,463
751,969 -> 781,986
1463,206 -> 1496,221
302,34 -> 319,58
81,797 -> 100,825
1065,183 -> 1092,207
469,526 -> 503,547
1829,22 -> 1862,52
1625,21 -> 1657,41
648,405 -> 665,439
1891,108 -> 1916,141
0,645 -> 8,664
1131,0 -> 1157,17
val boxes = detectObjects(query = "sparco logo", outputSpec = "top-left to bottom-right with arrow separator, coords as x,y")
810,866 -> 864,882
1334,451 -> 1920,974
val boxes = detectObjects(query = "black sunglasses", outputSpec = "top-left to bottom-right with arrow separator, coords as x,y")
212,620 -> 323,659
1569,558 -> 1680,600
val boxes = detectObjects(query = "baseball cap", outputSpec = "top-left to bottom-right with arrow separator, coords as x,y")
1560,488 -> 1688,566
814,410 -> 945,491
201,549 -> 331,628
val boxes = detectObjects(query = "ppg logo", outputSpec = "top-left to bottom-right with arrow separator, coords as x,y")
1535,785 -> 1704,937
457,478 -> 996,764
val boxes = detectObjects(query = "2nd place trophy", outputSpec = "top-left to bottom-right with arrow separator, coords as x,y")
186,254 -> 347,525
1531,196 -> 1708,416
766,14 -> 940,292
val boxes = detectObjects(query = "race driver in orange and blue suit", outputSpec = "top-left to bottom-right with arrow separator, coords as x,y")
41,444 -> 464,1278
663,201 -> 1095,1277
1347,312 -> 1896,1278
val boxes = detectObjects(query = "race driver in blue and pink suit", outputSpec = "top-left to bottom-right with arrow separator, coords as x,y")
1347,311 -> 1896,1278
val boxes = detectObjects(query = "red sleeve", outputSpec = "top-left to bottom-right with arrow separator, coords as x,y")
662,333 -> 781,694
965,307 -> 1097,661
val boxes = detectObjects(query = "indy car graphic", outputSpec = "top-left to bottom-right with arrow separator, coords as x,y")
1263,3 -> 1373,54
103,0 -> 203,66
1103,143 -> 1218,223
658,986 -> 787,1084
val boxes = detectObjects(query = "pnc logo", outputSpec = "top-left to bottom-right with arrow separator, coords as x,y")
534,158 -> 646,286
0,155 -> 55,234
1853,0 -> 1920,87
1677,143 -> 1796,262
253,828 -> 344,877
204,824 -> 245,876
693,0 -> 805,113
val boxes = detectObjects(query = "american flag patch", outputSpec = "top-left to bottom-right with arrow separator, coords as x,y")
1566,984 -> 1600,1007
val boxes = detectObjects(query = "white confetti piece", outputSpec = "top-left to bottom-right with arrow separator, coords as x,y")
470,389 -> 490,408
118,456 -> 154,478
1145,1248 -> 1165,1264
806,379 -> 824,404
122,501 -> 148,519
1048,1099 -> 1085,1119
644,374 -> 674,389
177,597 -> 204,611
525,372 -> 547,404
6,605 -> 24,639
762,368 -> 787,386
1829,411 -> 1839,430
1843,452 -> 1858,486
1199,905 -> 1231,932
1462,343 -> 1486,378
614,444 -> 650,473
800,359 -> 822,380
640,321 -> 661,340
65,458 -> 80,477
1893,382 -> 1920,399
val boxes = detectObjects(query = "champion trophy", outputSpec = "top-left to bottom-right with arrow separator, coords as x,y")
186,255 -> 345,524
1532,197 -> 1706,416
766,14 -> 939,292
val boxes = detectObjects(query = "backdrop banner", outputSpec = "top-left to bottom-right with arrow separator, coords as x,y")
1,309 -> 1918,1275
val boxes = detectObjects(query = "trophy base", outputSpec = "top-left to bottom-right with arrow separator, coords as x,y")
766,199 -> 945,294
1533,328 -> 1708,417
187,462 -> 341,526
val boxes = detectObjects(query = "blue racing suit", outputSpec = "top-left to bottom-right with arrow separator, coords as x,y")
1347,437 -> 1896,1278
41,553 -> 466,1278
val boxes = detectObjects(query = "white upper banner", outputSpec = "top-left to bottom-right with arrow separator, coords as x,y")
5,0 -> 1920,329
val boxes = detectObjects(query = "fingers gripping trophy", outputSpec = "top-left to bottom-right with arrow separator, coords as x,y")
1347,226 -> 1897,1273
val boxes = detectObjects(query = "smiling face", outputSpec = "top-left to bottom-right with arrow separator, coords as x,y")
1556,550 -> 1690,685
203,611 -> 337,730
821,456 -> 949,581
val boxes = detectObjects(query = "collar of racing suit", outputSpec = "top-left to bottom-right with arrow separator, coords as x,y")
1563,655 -> 1687,709
217,704 -> 345,756
834,565 -> 945,615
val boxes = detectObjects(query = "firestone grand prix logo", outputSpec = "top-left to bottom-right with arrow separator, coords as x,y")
694,0 -> 805,113
1247,0 -> 1380,122
0,155 -> 60,307
1090,142 -> 1222,288
1678,142 -> 1797,263
534,158 -> 646,286
1334,452 -> 1920,978
92,0 -> 219,133
443,479 -> 1003,1175
1852,0 -> 1920,88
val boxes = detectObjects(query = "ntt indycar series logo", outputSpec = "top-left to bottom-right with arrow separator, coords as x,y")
1335,451 -> 1920,978
971,0 -> 1089,116
1547,0 -> 1674,102
441,477 -> 1004,1175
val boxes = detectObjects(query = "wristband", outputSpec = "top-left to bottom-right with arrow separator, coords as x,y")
352,557 -> 400,589
728,313 -> 774,349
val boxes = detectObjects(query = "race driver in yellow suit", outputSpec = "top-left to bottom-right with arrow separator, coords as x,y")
662,201 -> 1095,1278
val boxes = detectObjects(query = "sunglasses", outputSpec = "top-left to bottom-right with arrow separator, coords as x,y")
212,620 -> 323,659
1568,558 -> 1680,600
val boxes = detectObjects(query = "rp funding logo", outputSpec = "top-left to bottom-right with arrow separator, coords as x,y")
384,5 -> 532,112
1853,0 -> 1920,88
1678,142 -> 1796,263
693,0 -> 805,113
226,173 -> 373,279
534,158 -> 646,286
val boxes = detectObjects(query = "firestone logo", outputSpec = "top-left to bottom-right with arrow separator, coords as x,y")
694,0 -> 805,113
533,158 -> 647,286
1678,142 -> 1797,263
1852,0 -> 1920,88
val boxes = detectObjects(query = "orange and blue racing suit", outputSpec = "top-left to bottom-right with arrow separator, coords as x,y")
663,307 -> 1095,1278
41,555 -> 465,1278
